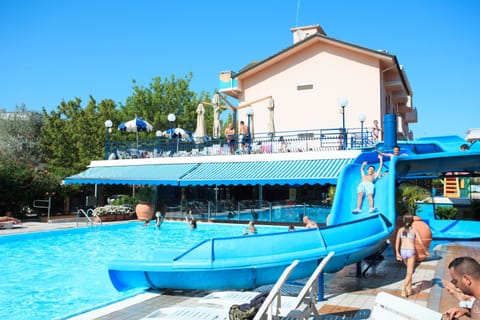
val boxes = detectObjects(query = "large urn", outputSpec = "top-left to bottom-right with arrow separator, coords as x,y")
390,215 -> 432,262
135,201 -> 154,222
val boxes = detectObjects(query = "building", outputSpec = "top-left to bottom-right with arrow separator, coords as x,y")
219,24 -> 417,140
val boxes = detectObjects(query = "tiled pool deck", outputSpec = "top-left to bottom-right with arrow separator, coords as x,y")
3,221 -> 478,319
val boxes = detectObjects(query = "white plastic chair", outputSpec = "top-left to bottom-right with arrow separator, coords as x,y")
369,291 -> 442,320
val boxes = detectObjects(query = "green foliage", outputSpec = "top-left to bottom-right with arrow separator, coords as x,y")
327,185 -> 336,205
0,105 -> 44,165
135,187 -> 155,202
120,74 -> 214,137
40,97 -> 117,175
110,195 -> 136,207
396,183 -> 430,215
0,157 -> 61,214
435,206 -> 458,220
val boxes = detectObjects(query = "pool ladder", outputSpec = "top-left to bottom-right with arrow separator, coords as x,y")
76,209 -> 102,227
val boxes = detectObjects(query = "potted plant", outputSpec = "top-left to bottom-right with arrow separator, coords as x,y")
390,183 -> 432,261
134,187 -> 154,222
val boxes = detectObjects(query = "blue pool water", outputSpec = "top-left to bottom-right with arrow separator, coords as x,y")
0,221 -> 288,320
213,205 -> 330,224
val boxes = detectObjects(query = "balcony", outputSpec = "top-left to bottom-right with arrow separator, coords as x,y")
218,71 -> 240,98
105,127 -> 374,160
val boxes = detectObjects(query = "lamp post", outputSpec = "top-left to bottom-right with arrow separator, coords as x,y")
104,119 -> 113,160
155,130 -> 163,156
167,113 -> 176,156
245,106 -> 253,154
338,98 -> 348,150
358,114 -> 366,147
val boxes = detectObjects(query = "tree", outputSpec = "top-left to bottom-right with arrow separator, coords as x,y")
0,104 -> 44,165
0,157 -> 60,215
40,96 -> 119,176
119,73 -> 214,137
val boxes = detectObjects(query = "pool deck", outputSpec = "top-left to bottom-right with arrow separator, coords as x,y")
3,221 -> 478,319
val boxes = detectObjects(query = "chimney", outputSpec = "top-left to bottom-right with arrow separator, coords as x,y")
290,24 -> 326,44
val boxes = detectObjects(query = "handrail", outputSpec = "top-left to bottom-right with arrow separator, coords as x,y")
76,209 -> 97,227
104,126 -> 374,159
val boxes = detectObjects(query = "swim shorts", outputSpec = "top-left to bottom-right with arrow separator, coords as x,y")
357,181 -> 374,194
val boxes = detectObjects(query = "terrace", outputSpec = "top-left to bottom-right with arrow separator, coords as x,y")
105,126 -> 374,160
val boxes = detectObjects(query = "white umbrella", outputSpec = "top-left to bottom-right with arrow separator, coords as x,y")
163,128 -> 193,141
194,103 -> 206,142
118,116 -> 154,152
212,93 -> 221,138
118,117 -> 153,132
267,98 -> 275,137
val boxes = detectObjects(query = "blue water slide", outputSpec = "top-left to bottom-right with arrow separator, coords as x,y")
328,151 -> 396,226
109,214 -> 392,291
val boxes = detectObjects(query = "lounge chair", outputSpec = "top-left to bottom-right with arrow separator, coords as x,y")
369,291 -> 442,320
141,259 -> 299,320
200,251 -> 335,320
141,306 -> 228,320
260,251 -> 335,320
0,221 -> 14,229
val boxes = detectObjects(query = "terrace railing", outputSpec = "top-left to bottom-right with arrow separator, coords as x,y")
105,127 -> 374,160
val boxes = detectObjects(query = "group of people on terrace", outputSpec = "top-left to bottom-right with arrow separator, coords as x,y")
224,121 -> 251,154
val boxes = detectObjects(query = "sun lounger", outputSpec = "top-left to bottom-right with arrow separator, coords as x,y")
0,221 -> 14,229
200,252 -> 335,320
141,306 -> 228,320
369,291 -> 442,320
143,260 -> 299,320
265,251 -> 335,320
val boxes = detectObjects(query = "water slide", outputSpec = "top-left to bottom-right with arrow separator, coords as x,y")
109,150 -> 396,292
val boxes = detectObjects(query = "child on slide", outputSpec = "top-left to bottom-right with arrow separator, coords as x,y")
352,155 -> 383,213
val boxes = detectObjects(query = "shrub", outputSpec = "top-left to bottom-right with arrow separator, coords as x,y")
435,206 -> 458,220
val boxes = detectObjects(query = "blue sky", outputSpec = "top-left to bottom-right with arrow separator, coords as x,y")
1,0 -> 478,138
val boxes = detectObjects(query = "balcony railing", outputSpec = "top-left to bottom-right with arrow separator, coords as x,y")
105,127 -> 374,160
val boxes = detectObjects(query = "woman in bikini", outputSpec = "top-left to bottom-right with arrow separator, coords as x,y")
395,214 -> 429,297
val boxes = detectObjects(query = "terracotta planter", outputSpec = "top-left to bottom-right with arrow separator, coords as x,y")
135,202 -> 154,221
390,215 -> 432,262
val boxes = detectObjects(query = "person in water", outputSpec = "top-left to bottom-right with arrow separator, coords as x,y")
185,210 -> 197,229
243,221 -> 257,235
395,214 -> 429,297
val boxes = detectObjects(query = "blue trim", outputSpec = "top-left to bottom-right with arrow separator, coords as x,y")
63,163 -> 199,186
179,159 -> 354,186
64,158 -> 354,186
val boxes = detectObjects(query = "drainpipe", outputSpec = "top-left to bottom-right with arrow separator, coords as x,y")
383,114 -> 397,149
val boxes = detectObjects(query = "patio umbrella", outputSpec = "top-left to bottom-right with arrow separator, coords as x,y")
267,98 -> 275,137
118,116 -> 154,151
194,103 -> 206,142
212,93 -> 221,138
118,117 -> 153,132
163,128 -> 193,141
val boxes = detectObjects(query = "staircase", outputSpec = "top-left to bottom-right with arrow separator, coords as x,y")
444,177 -> 460,198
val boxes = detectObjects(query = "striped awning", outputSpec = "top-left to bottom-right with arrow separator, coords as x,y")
63,163 -> 199,186
179,158 -> 354,186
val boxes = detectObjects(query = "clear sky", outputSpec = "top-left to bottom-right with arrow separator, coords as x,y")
1,0 -> 478,138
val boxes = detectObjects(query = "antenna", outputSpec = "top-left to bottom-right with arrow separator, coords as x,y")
296,0 -> 301,27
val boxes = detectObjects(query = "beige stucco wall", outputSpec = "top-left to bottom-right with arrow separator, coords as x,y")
237,42 -> 385,136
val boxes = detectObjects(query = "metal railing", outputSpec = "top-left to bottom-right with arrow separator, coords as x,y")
76,209 -> 97,227
162,199 -> 327,224
105,127 -> 374,159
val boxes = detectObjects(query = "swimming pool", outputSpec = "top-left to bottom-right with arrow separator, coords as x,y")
0,221 -> 288,320
212,205 -> 330,224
